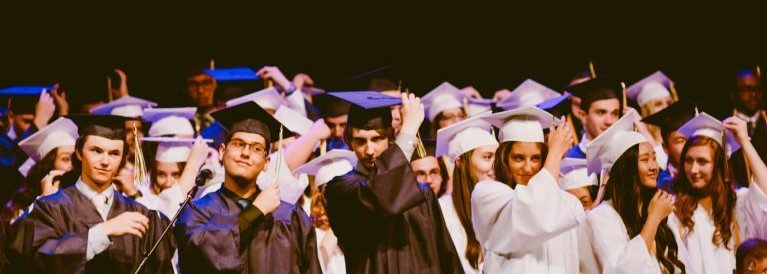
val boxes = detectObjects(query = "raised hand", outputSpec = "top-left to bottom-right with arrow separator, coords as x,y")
546,116 -> 574,158
40,170 -> 66,196
253,181 -> 280,214
50,84 -> 69,116
399,93 -> 425,136
257,66 -> 293,92
33,89 -> 56,130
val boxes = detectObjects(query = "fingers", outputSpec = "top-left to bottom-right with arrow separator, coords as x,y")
651,190 -> 662,202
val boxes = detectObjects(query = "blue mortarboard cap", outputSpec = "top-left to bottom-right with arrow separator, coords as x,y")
0,86 -> 50,96
200,122 -> 227,149
205,67 -> 260,82
327,91 -> 401,129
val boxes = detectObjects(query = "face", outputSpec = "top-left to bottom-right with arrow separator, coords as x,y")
218,132 -> 270,183
735,75 -> 764,113
349,128 -> 390,170
743,257 -> 767,274
469,145 -> 498,182
390,106 -> 402,135
566,187 -> 593,211
437,108 -> 466,129
645,96 -> 674,115
411,156 -> 443,194
53,146 -> 75,171
507,142 -> 543,185
581,99 -> 620,140
637,142 -> 659,188
666,131 -> 688,168
325,115 -> 348,140
11,113 -> 34,135
154,162 -> 182,190
684,145 -> 715,190
77,136 -> 124,186
186,73 -> 217,108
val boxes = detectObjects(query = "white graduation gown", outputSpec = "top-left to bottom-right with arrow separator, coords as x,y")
135,183 -> 186,219
471,169 -> 584,274
587,200 -> 667,274
315,228 -> 347,274
438,195 -> 481,274
668,184 -> 767,274
575,218 -> 601,274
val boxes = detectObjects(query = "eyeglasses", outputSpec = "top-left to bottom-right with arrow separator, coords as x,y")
415,170 -> 441,183
227,139 -> 267,156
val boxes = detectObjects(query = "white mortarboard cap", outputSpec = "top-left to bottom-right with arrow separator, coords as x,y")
466,98 -> 494,117
225,87 -> 288,111
89,95 -> 157,118
18,117 -> 78,162
273,105 -> 314,136
496,79 -> 561,110
257,150 -> 308,203
559,157 -> 598,190
482,106 -> 559,143
140,137 -> 213,162
626,71 -> 673,106
677,112 -> 740,155
144,107 -> 197,137
436,112 -> 498,163
294,149 -> 358,187
422,82 -> 466,122
585,109 -> 647,175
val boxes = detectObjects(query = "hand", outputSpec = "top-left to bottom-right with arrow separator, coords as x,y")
647,190 -> 675,221
187,137 -> 210,169
633,120 -> 658,146
103,212 -> 149,238
292,73 -> 315,90
320,230 -> 339,255
113,165 -> 137,196
492,89 -> 512,102
461,86 -> 482,99
40,170 -> 66,196
49,84 -> 69,116
114,69 -> 129,98
310,119 -> 331,140
546,116 -> 574,157
723,116 -> 751,145
257,66 -> 293,92
399,93 -> 425,136
253,181 -> 280,214
33,89 -> 56,130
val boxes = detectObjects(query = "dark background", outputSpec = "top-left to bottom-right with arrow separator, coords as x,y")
1,3 -> 765,118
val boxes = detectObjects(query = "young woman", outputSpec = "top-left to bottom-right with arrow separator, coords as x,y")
667,114 -> 767,274
435,114 -> 499,273
586,110 -> 685,273
472,106 -> 581,273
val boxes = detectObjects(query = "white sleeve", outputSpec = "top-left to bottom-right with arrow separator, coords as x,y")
86,223 -> 112,261
587,205 -> 660,274
736,184 -> 767,240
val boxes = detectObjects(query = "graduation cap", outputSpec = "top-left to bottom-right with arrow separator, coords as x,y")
209,100 -> 294,144
89,95 -> 157,118
677,112 -> 740,155
422,82 -> 466,122
294,149 -> 358,187
327,91 -> 401,130
273,106 -> 314,136
496,79 -> 561,110
345,64 -> 403,91
204,67 -> 260,82
436,112 -> 498,163
482,106 -> 560,143
312,93 -> 351,118
585,109 -> 646,175
567,77 -> 622,110
68,114 -> 129,141
626,71 -> 673,107
641,100 -> 697,139
0,85 -> 50,115
143,107 -> 197,137
18,117 -> 78,162
143,138 -> 194,163
559,157 -> 598,191
225,87 -> 288,112
466,98 -> 494,117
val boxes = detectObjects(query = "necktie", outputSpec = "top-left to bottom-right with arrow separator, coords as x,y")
237,199 -> 250,209
92,194 -> 109,220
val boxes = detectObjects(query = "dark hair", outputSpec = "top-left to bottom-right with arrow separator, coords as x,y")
673,136 -> 737,250
579,87 -> 620,113
451,151 -> 483,269
736,238 -> 767,274
342,125 -> 395,148
150,161 -> 187,188
430,109 -> 467,137
493,141 -> 547,189
606,144 -> 685,273
25,148 -> 63,199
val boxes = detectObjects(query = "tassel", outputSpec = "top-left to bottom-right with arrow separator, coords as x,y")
274,125 -> 284,180
620,82 -> 627,111
320,139 -> 327,156
132,127 -> 148,187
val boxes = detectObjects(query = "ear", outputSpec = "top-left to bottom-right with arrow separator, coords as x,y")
218,143 -> 226,162
454,157 -> 462,168
575,108 -> 587,123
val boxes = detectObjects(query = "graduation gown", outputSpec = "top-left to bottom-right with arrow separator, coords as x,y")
438,195 -> 481,274
175,187 -> 320,274
471,169 -> 584,274
324,143 -> 463,273
22,186 -> 176,274
667,184 -> 767,274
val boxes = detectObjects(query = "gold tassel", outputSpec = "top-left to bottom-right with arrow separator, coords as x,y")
266,79 -> 274,88
620,82 -> 627,110
588,60 -> 597,79
209,58 -> 215,70
669,81 -> 679,102
757,65 -> 761,78
274,125 -> 284,180
132,127 -> 147,186
107,76 -> 113,102
567,114 -> 580,145
320,140 -> 327,156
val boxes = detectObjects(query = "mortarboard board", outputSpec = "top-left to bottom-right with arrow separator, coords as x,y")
585,109 -> 646,175
421,82 -> 467,122
497,79 -> 561,110
436,112 -> 498,163
204,67 -> 260,82
0,86 -> 50,96
18,117 -> 78,162
68,114 -> 129,141
225,87 -> 288,112
0,86 -> 50,115
482,106 -> 560,143
466,98 -> 494,117
626,71 -> 673,107
345,64 -> 403,92
209,101 -> 294,144
641,100 -> 697,139
560,157 -> 598,190
143,107 -> 197,137
294,149 -> 358,187
89,95 -> 157,118
273,106 -> 314,136
327,91 -> 401,130
677,112 -> 740,155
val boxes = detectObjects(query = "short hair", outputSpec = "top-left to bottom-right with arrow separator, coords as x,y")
737,238 -> 767,273
579,87 -> 620,112
342,125 -> 395,148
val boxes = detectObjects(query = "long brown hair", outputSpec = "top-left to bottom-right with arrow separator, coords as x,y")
451,151 -> 483,269
672,136 -> 737,249
606,144 -> 685,273
493,141 -> 547,189
309,176 -> 331,231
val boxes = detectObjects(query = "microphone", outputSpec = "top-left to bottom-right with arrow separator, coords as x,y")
195,168 -> 214,187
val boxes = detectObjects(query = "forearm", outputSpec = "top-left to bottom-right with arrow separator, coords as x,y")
741,139 -> 767,190
178,156 -> 205,195
284,132 -> 322,171
639,216 -> 661,252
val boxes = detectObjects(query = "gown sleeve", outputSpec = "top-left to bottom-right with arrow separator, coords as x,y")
175,198 -> 243,272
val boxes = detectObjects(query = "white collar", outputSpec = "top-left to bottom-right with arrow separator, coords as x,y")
6,126 -> 17,140
75,177 -> 115,203
578,134 -> 592,152
734,109 -> 762,123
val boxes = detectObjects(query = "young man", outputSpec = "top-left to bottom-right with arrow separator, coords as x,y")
20,114 -> 176,273
736,238 -> 767,274
174,101 -> 320,273
324,91 -> 463,273
730,67 -> 767,187
565,77 -> 622,159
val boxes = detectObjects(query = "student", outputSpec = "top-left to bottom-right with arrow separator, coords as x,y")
565,77 -> 623,159
641,100 -> 698,189
422,82 -> 468,137
736,238 -> 767,274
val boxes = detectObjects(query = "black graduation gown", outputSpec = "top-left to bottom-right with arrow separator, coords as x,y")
174,187 -> 320,274
324,144 -> 463,274
730,112 -> 767,187
22,186 -> 176,274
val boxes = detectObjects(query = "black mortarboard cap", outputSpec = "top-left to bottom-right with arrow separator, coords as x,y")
327,91 -> 401,130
